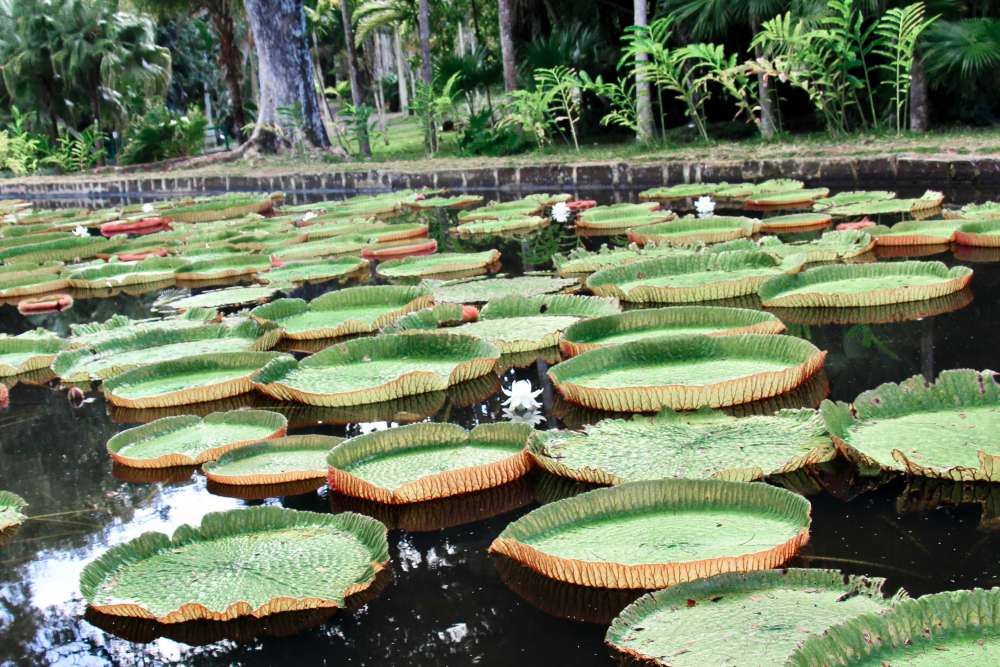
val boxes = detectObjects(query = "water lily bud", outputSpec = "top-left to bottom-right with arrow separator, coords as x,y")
67,386 -> 85,407
461,305 -> 479,322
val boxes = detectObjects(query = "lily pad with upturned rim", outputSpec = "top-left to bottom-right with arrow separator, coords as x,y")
756,231 -> 875,263
327,422 -> 533,504
812,190 -> 897,211
156,284 -> 290,312
253,332 -> 499,407
174,254 -> 272,281
559,306 -> 786,357
824,190 -> 944,217
258,257 -> 368,284
746,187 -> 830,207
553,243 -> 719,277
638,183 -> 730,201
547,333 -> 826,412
758,261 -> 972,308
406,194 -> 484,209
106,410 -> 289,468
103,351 -> 289,409
628,216 -> 759,246
529,408 -> 833,484
0,490 -> 27,533
203,435 -> 344,485
250,285 -> 433,340
822,369 -> 1000,482
488,478 -> 811,589
452,216 -> 549,236
79,506 -> 388,623
715,179 -> 804,200
423,275 -> 579,304
757,212 -> 833,232
0,235 -> 114,263
67,310 -> 219,349
955,219 -> 1000,247
0,331 -> 69,377
65,257 -> 189,289
376,250 -> 501,279
0,266 -> 68,298
162,193 -> 279,223
606,569 -> 901,667
575,203 -> 674,230
869,219 -> 963,246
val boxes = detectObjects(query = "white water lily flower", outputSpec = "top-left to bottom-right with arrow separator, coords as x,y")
72,225 -> 88,237
302,211 -> 317,221
502,379 -> 542,413
3,214 -> 16,224
694,196 -> 716,218
503,405 -> 546,427
141,203 -> 155,214
551,201 -> 571,224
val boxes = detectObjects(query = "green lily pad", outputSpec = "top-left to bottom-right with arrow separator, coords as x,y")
822,369 -> 1000,482
103,351 -> 289,409
530,408 -> 833,484
547,333 -> 826,412
576,203 -> 674,230
0,330 -> 69,377
488,478 -> 811,589
164,193 -> 279,223
812,190 -> 897,211
327,422 -> 533,503
254,332 -> 499,407
0,490 -> 27,533
607,569 -> 900,667
407,194 -> 484,209
787,588 -> 1000,667
824,190 -> 944,217
747,187 -> 830,207
68,310 -> 218,349
453,215 -> 549,236
174,254 -> 272,281
766,289 -> 973,326
553,242 -> 722,277
0,264 -> 68,298
956,219 -> 1000,247
423,275 -> 579,304
758,212 -> 833,232
79,506 -> 388,623
457,194 -> 566,221
376,250 -> 501,279
250,285 -> 433,340
0,235 -> 114,263
756,231 -> 875,263
959,201 -> 1000,220
560,306 -> 786,357
65,257 -> 188,289
106,410 -> 288,468
715,179 -> 803,199
629,216 -> 759,246
639,183 -> 729,201
156,284 -> 290,312
587,250 -> 805,304
203,435 -> 343,485
758,261 -> 973,308
274,224 -> 428,260
258,257 -> 368,284
869,219 -> 963,245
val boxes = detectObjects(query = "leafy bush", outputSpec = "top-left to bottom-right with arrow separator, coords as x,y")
119,106 -> 207,165
0,108 -> 46,176
458,110 -> 534,157
42,125 -> 105,173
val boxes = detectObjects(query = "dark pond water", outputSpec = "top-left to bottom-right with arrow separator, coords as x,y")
2,191 -> 1000,666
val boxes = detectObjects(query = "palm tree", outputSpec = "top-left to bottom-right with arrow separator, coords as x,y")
634,0 -> 656,142
497,0 -> 517,91
353,0 -> 421,112
338,0 -> 372,156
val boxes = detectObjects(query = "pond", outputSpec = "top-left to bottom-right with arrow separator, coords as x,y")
1,188 -> 998,666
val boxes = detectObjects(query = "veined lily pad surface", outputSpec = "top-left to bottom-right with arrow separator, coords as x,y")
813,190 -> 897,211
576,203 -> 674,230
79,506 -> 388,623
560,306 -> 786,356
259,257 -> 367,284
250,285 -> 433,340
488,478 -> 811,589
453,216 -> 549,236
715,179 -> 803,199
746,187 -> 830,207
203,435 -> 343,485
553,243 -> 694,276
103,351 -> 289,409
67,310 -> 218,349
628,216 -> 759,246
175,254 -> 272,281
0,331 -> 69,377
586,251 -> 805,304
759,261 -> 973,308
0,490 -> 27,533
757,231 -> 875,263
327,422 -> 533,503
548,334 -> 826,412
787,588 -> 1000,667
423,275 -> 578,303
157,284 -> 289,311
106,410 -> 288,468
825,190 -> 944,217
376,250 -> 501,279
606,569 -> 899,666
822,370 -> 1000,481
530,408 -> 833,484
757,212 -> 833,232
955,219 -> 1000,247
65,258 -> 188,289
407,194 -> 483,209
870,219 -> 963,245
639,183 -> 728,200
0,265 -> 68,298
254,332 -> 499,406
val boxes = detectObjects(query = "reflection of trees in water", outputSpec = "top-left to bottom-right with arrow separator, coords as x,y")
2,291 -> 163,338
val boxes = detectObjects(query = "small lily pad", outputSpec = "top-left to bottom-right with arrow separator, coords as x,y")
204,435 -> 343,485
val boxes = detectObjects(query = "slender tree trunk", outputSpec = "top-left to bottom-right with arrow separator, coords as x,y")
393,27 -> 409,113
338,0 -> 371,157
750,16 -> 776,139
497,0 -> 517,91
243,0 -> 329,151
909,54 -> 929,132
417,0 -> 436,153
311,31 -> 337,126
633,0 -> 655,143
210,8 -> 248,136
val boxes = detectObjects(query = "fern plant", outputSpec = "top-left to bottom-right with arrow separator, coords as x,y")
873,2 -> 937,133
579,72 -> 640,134
43,125 -> 105,173
534,66 -> 584,151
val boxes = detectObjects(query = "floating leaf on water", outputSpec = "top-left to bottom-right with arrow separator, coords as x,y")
955,219 -> 1000,247
406,194 -> 484,209
869,219 -> 963,246
163,193 -> 279,223
258,257 -> 368,284
376,250 -> 502,280
174,254 -> 272,281
453,215 -> 549,236
715,179 -> 803,200
423,275 -> 579,304
0,490 -> 27,533
824,190 -> 944,217
756,231 -> 875,263
757,212 -> 833,233
575,202 -> 674,230
628,217 -> 759,246
639,183 -> 731,201
746,187 -> 830,207
0,330 -> 69,377
812,190 -> 896,211
204,435 -> 343,485
156,284 -> 291,312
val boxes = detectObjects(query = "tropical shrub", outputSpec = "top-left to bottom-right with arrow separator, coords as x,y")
458,110 -> 534,157
119,107 -> 207,165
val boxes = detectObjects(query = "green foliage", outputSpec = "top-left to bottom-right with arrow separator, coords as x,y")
458,110 -> 533,157
0,108 -> 45,176
873,3 -> 937,133
922,18 -> 1000,122
119,106 -> 207,166
498,86 -> 554,147
42,124 -> 105,173
579,72 -> 639,134
410,72 -> 463,156
534,66 -> 584,151
338,103 -> 385,158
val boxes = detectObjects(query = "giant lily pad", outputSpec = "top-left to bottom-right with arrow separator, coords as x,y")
424,275 -> 578,304
453,215 -> 549,236
530,408 -> 833,484
0,331 -> 69,377
560,306 -> 786,357
103,351 -> 289,409
628,217 -> 759,246
553,243 -> 711,277
0,490 -> 27,533
824,190 -> 944,217
488,478 -> 811,589
68,310 -> 218,349
65,257 -> 188,289
758,261 -> 972,308
756,231 -> 875,263
254,332 -> 499,407
757,212 -> 833,232
274,225 -> 428,261
766,289 -> 973,326
812,190 -> 897,212
586,251 -> 805,304
746,187 -> 830,207
955,219 -> 1000,247
156,284 -> 289,312
576,203 -> 674,230
606,569 -> 899,666
203,435 -> 343,485
407,194 -> 484,209
106,410 -> 288,468
0,263 -> 68,298
822,369 -> 1000,482
163,193 -> 279,223
0,235 -> 113,263
787,588 -> 1000,667
376,250 -> 501,279
869,219 -> 963,246
258,257 -> 368,284
175,254 -> 272,281
715,179 -> 804,199
79,506 -> 388,623
250,285 -> 432,340
327,422 -> 533,503
548,333 -> 826,412
959,201 -> 1000,220
53,320 -> 278,382
639,183 -> 729,201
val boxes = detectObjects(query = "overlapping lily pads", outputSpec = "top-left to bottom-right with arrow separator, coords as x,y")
822,369 -> 1000,481
258,257 -> 368,284
407,194 -> 484,209
607,569 -> 900,666
0,330 -> 69,377
163,193 -> 279,223
174,254 -> 272,281
955,219 -> 1000,247
746,187 -> 830,207
0,262 -> 68,298
548,333 -> 826,412
553,243 -> 689,277
156,284 -> 290,312
628,217 -> 759,246
812,190 -> 897,211
79,506 -> 388,623
824,190 -> 944,217
756,230 -> 875,263
68,310 -> 218,348
560,306 -> 785,357
757,212 -> 833,232
715,179 -> 803,200
251,285 -> 432,340
103,351 -> 289,409
488,478 -> 811,589
453,215 -> 549,236
423,275 -> 578,303
106,410 -> 288,468
203,435 -> 343,485
0,235 -> 113,263
639,183 -> 728,201
254,332 -> 499,407
586,250 -> 805,304
867,219 -> 961,246
0,490 -> 27,534
575,203 -> 674,231
327,422 -> 533,503
758,261 -> 972,308
376,250 -> 501,280
65,257 -> 188,289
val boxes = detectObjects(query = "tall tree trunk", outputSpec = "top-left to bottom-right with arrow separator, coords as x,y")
909,54 -> 929,132
497,0 -> 517,91
417,0 -> 436,154
393,27 -> 409,113
311,31 -> 337,127
750,16 -> 776,139
210,8 -> 248,136
633,0 -> 655,143
244,0 -> 329,151
338,0 -> 371,157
